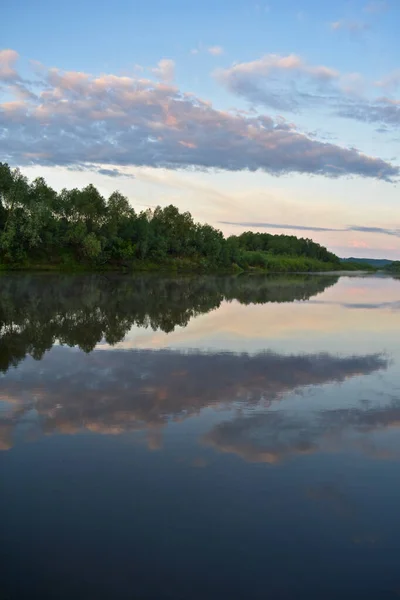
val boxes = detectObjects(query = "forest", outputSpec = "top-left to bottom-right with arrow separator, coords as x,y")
0,162 -> 365,273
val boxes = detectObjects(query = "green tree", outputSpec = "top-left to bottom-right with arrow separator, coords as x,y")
0,163 -> 344,272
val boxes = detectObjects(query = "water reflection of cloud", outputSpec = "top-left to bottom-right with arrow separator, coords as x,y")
308,300 -> 400,311
204,398 -> 400,464
0,347 -> 388,451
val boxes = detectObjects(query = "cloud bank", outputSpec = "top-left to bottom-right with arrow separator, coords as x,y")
0,49 -> 398,180
216,53 -> 400,129
337,97 -> 400,128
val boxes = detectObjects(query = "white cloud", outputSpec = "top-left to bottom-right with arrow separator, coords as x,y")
208,46 -> 224,56
216,52 -> 400,130
374,70 -> 400,91
330,20 -> 369,32
215,53 -> 341,111
151,58 -> 175,83
190,45 -> 224,57
217,53 -> 338,81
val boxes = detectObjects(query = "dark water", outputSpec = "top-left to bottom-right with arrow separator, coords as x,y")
1,273 -> 400,599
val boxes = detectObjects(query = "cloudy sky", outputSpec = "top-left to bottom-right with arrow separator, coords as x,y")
1,0 -> 399,258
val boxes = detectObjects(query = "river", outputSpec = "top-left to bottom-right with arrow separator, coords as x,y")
1,273 -> 400,599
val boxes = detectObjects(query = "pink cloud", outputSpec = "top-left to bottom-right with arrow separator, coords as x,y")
0,49 -> 20,82
217,53 -> 339,82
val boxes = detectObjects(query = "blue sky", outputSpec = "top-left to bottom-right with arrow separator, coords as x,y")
1,0 -> 400,257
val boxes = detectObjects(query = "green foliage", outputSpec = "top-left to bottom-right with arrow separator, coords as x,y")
231,231 -> 341,265
236,251 -> 340,273
384,261 -> 400,273
82,232 -> 102,260
0,162 -> 346,273
339,260 -> 376,272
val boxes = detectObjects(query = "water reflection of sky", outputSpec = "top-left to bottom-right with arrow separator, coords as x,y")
1,274 -> 400,598
1,275 -> 399,456
101,276 -> 400,356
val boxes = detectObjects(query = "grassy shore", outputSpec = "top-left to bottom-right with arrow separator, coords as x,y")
0,254 -> 376,274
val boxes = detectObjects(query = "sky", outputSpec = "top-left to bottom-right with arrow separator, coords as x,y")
1,0 -> 400,258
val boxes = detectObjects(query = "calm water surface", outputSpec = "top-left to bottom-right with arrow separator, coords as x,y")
1,273 -> 400,599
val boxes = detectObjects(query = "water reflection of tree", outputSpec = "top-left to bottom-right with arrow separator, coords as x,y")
0,273 -> 338,371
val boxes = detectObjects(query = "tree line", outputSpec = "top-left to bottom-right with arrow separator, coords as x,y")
384,261 -> 400,274
0,162 -> 348,272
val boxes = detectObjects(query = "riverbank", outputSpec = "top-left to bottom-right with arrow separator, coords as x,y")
0,259 -> 375,275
